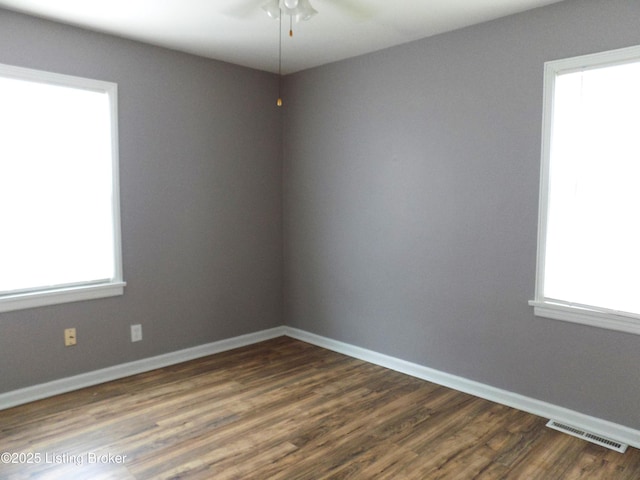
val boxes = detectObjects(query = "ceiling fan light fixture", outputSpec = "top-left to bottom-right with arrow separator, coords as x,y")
262,0 -> 317,21
294,0 -> 317,21
261,0 -> 280,19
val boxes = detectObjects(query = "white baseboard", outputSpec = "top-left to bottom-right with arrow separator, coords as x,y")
284,327 -> 640,450
0,326 -> 286,411
2,324 -> 638,450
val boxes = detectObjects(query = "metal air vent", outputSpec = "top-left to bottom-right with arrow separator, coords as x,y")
546,420 -> 628,453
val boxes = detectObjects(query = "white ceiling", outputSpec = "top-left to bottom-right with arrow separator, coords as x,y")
0,0 -> 566,74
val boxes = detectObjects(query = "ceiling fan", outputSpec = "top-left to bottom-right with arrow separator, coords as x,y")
222,0 -> 375,107
262,0 -> 317,22
222,0 -> 375,21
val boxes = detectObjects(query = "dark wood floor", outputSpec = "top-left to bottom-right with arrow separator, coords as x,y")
1,337 -> 638,479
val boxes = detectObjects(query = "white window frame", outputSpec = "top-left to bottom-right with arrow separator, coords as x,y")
0,63 -> 125,313
529,45 -> 640,336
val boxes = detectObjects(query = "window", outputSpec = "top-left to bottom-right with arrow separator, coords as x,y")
0,63 -> 125,312
530,45 -> 640,335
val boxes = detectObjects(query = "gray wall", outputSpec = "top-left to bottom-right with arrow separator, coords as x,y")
2,0 -> 640,433
0,9 -> 283,392
283,0 -> 640,429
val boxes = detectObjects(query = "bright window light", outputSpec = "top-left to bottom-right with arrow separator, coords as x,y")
531,46 -> 640,334
0,64 -> 124,312
545,62 -> 640,313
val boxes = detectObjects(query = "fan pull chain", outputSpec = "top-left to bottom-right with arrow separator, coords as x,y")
277,10 -> 283,107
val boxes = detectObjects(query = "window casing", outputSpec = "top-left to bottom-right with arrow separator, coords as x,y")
530,45 -> 640,335
0,63 -> 125,312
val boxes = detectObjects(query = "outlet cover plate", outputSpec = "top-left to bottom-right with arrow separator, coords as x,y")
131,324 -> 142,342
64,328 -> 77,347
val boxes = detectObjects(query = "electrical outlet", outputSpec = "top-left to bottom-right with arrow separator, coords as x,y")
64,328 -> 77,347
131,324 -> 142,342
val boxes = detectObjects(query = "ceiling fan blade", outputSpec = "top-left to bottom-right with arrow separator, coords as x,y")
221,0 -> 265,18
319,0 -> 376,20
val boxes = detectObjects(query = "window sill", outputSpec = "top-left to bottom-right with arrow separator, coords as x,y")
529,300 -> 640,336
0,281 -> 126,313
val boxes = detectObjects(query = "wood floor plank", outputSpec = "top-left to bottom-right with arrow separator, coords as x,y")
1,336 -> 638,479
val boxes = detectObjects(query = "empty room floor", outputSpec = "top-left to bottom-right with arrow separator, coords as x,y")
1,337 -> 638,479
